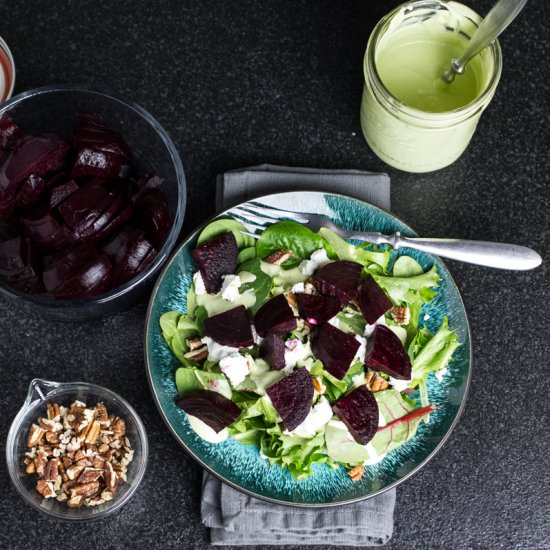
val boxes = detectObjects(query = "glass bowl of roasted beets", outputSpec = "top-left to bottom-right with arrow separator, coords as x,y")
0,85 -> 185,320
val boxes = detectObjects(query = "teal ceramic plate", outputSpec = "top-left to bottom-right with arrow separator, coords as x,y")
145,191 -> 471,506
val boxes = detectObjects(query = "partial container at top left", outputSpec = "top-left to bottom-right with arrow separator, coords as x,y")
0,35 -> 15,102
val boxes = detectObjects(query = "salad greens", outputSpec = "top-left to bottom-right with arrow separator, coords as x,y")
161,218 -> 460,479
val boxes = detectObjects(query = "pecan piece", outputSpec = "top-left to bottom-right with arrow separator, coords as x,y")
36,480 -> 56,498
284,292 -> 298,308
27,424 -> 45,448
38,417 -> 62,432
66,465 -> 84,480
94,402 -> 109,423
84,420 -> 101,444
46,402 -> 61,420
390,306 -> 410,325
34,450 -> 48,477
104,462 -> 119,492
71,481 -> 100,498
112,418 -> 126,438
67,495 -> 84,508
264,249 -> 293,265
183,346 -> 208,362
186,338 -> 204,351
348,465 -> 365,481
43,458 -> 59,482
77,467 -> 103,484
366,371 -> 390,393
45,431 -> 60,445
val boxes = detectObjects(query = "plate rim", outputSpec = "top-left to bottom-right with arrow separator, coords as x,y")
144,190 -> 473,507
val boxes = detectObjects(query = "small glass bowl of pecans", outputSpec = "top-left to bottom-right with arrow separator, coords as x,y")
6,379 -> 148,520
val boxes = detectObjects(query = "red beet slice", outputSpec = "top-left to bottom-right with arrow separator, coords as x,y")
266,368 -> 313,431
253,294 -> 297,337
333,386 -> 379,445
312,261 -> 363,305
49,180 -> 80,208
296,293 -> 342,325
204,305 -> 254,347
259,334 -> 286,370
103,226 -> 156,287
44,250 -> 112,300
357,275 -> 393,324
0,236 -> 42,292
0,115 -> 22,150
311,323 -> 360,379
0,134 -> 70,215
71,113 -> 130,180
42,245 -> 95,293
176,390 -> 241,433
58,179 -> 112,229
133,188 -> 170,248
21,203 -> 73,249
192,232 -> 238,294
365,325 -> 412,380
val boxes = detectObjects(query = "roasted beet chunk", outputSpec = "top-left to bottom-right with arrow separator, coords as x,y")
192,232 -> 238,294
365,325 -> 411,380
296,293 -> 342,325
266,368 -> 313,431
21,202 -> 73,249
49,180 -> 80,208
0,236 -> 42,292
311,323 -> 360,379
133,188 -> 170,248
176,390 -> 241,433
15,174 -> 46,207
312,261 -> 362,306
42,245 -> 112,299
71,113 -> 130,180
253,294 -> 297,337
259,334 -> 286,370
0,134 -> 70,215
204,305 -> 254,347
357,275 -> 393,324
333,386 -> 379,445
0,115 -> 22,150
103,226 -> 157,287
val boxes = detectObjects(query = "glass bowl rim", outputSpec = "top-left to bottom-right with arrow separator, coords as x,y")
6,378 -> 149,521
0,84 -> 186,310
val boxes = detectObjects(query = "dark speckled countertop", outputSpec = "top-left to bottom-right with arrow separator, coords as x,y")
0,1 -> 549,548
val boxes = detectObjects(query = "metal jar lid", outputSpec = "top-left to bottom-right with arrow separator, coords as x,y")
0,35 -> 15,102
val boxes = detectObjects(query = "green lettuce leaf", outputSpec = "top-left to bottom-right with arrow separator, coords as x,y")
257,221 -> 330,268
237,259 -> 273,314
410,316 -> 460,385
318,227 -> 390,271
260,425 -> 334,479
197,218 -> 255,248
175,367 -> 232,399
374,264 -> 441,306
335,308 -> 366,335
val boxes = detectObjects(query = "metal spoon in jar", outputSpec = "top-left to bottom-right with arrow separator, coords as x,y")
442,0 -> 528,84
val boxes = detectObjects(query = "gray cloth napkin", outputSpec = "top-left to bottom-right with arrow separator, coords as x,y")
201,164 -> 395,547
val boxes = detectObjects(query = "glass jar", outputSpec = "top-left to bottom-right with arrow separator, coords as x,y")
0,35 -> 15,102
360,1 -> 502,173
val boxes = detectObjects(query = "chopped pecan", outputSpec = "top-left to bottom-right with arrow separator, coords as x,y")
25,461 -> 36,474
94,402 -> 109,423
92,456 -> 105,469
183,346 -> 208,362
38,417 -> 62,432
67,495 -> 84,508
46,402 -> 61,421
66,465 -> 84,480
74,449 -> 86,462
186,338 -> 204,351
264,249 -> 292,265
366,371 -> 389,392
98,443 -> 110,454
348,465 -> 365,481
77,467 -> 103,484
61,480 -> 76,493
34,450 -> 48,476
284,292 -> 298,308
112,418 -> 126,438
45,431 -> 60,445
391,306 -> 410,325
27,424 -> 45,448
104,462 -> 119,492
62,456 -> 73,469
36,480 -> 56,498
71,481 -> 100,498
43,458 -> 59,482
84,420 -> 101,444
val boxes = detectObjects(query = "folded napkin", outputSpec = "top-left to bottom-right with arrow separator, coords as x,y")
202,164 -> 395,547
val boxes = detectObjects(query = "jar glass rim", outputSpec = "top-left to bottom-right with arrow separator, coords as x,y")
364,0 -> 503,124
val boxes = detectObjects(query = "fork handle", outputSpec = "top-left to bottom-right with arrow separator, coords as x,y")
398,235 -> 541,270
353,233 -> 542,270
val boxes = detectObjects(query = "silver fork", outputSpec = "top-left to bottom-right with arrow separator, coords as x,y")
229,202 -> 542,271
